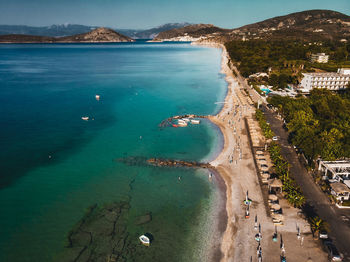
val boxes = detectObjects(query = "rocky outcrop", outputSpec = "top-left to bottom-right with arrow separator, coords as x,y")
147,158 -> 213,169
115,156 -> 213,169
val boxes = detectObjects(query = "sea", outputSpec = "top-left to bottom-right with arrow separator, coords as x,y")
0,42 -> 227,262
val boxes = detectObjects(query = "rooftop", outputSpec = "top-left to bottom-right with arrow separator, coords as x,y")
330,182 -> 350,194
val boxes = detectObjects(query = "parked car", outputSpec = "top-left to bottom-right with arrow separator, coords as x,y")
272,136 -> 278,141
340,215 -> 349,222
325,243 -> 342,261
319,230 -> 328,239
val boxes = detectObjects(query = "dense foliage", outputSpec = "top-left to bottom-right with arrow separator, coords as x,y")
255,109 -> 274,139
255,109 -> 305,208
225,40 -> 350,86
268,88 -> 350,163
269,142 -> 305,208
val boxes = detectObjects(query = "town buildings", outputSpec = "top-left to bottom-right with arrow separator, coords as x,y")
310,53 -> 329,63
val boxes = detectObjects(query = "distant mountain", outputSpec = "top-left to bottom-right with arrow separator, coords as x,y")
0,23 -> 192,39
0,24 -> 96,37
121,23 -> 192,39
154,10 -> 350,43
0,27 -> 134,43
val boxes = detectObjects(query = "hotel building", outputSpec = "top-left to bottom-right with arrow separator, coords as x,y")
299,68 -> 350,92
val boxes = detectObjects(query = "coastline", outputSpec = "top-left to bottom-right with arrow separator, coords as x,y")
192,40 -> 330,262
193,41 -> 246,261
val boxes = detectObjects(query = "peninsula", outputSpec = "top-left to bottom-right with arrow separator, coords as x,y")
0,27 -> 134,43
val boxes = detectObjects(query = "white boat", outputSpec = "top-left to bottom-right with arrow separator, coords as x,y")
139,235 -> 150,246
190,119 -> 200,124
177,119 -> 188,127
95,95 -> 100,100
81,116 -> 89,121
182,118 -> 190,122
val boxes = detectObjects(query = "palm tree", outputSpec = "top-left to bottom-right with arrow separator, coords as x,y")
309,216 -> 324,238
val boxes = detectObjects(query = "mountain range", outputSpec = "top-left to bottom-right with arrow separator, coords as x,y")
0,23 -> 191,39
0,10 -> 349,43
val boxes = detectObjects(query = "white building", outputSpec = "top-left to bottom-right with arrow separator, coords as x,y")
310,53 -> 329,63
330,183 -> 350,201
318,160 -> 350,182
299,68 -> 350,92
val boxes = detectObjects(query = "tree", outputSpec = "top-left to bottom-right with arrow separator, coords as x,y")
309,216 -> 324,238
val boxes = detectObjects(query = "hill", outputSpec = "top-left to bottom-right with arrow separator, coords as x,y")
154,24 -> 229,41
154,10 -> 350,43
0,27 -> 134,43
58,27 -> 134,42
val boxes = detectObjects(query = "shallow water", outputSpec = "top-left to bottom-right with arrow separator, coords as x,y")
0,42 -> 226,261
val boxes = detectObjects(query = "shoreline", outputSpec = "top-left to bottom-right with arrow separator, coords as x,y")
193,41 -> 246,261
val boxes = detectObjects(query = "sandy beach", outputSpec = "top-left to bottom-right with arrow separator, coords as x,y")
195,42 -> 328,262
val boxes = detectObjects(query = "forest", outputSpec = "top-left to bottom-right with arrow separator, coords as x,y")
268,88 -> 350,164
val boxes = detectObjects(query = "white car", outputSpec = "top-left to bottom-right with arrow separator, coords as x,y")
319,230 -> 328,239
272,136 -> 278,141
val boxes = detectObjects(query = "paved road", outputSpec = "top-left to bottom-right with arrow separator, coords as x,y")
262,105 -> 350,261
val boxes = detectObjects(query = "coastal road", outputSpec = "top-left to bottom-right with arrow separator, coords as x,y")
261,105 -> 350,261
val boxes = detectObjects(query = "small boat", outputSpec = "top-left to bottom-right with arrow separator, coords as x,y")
81,116 -> 89,121
95,95 -> 100,101
182,118 -> 190,122
190,119 -> 200,124
139,235 -> 150,246
177,119 -> 188,127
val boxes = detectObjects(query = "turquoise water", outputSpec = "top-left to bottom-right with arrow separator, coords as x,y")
0,42 -> 226,261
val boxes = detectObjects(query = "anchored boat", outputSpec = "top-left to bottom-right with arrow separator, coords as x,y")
177,119 -> 188,127
139,235 -> 150,246
190,119 -> 200,124
81,116 -> 89,121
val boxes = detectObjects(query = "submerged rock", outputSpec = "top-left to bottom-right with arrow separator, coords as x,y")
56,201 -> 138,262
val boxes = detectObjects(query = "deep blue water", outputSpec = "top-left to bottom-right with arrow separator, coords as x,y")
0,42 -> 226,261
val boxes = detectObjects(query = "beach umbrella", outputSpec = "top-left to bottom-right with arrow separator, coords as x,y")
261,173 -> 270,179
260,166 -> 269,171
271,204 -> 281,210
268,194 -> 278,201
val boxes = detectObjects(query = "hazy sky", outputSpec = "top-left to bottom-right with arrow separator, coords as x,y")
0,0 -> 349,29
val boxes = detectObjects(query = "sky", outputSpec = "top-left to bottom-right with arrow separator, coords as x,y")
0,0 -> 349,29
